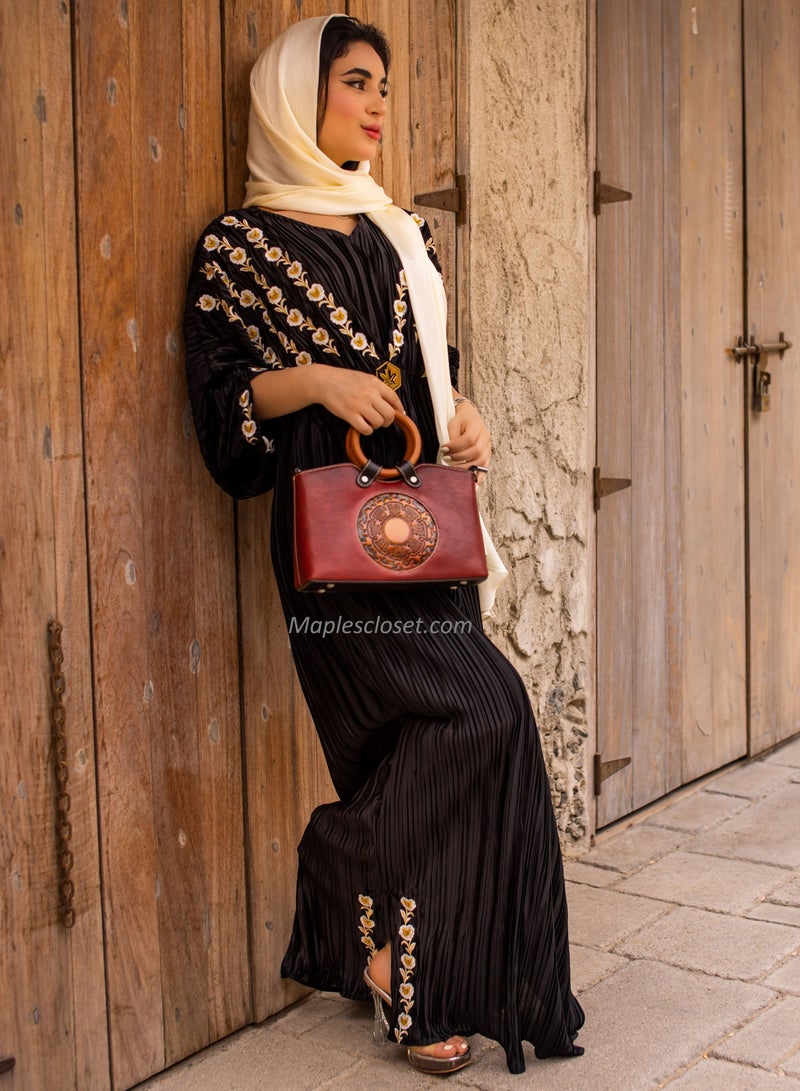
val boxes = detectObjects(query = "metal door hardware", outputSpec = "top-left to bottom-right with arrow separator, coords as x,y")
593,170 -> 632,216
754,366 -> 772,412
414,175 -> 467,224
593,466 -> 632,511
727,334 -> 792,359
48,620 -> 76,928
727,333 -> 793,413
594,753 -> 632,795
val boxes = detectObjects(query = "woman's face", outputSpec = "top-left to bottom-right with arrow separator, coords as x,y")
318,41 -> 388,166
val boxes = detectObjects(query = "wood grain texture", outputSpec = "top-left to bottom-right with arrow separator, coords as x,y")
662,0 -> 683,797
181,0 -> 251,1047
744,0 -> 800,754
411,0 -> 458,343
595,0 -> 634,826
628,0 -> 668,810
679,0 -> 746,780
74,0 -> 165,1081
0,1 -> 108,1087
596,0 -> 747,826
76,0 -> 251,1083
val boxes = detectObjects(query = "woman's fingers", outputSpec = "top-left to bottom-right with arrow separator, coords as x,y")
320,370 -> 406,432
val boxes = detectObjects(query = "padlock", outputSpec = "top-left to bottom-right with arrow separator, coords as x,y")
754,365 -> 771,412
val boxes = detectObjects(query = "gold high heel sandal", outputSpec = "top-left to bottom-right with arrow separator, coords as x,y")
362,968 -> 472,1075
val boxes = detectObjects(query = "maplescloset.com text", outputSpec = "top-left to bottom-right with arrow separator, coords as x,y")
288,615 -> 473,638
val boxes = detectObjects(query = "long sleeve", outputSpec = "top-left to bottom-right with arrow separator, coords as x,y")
183,220 -> 287,499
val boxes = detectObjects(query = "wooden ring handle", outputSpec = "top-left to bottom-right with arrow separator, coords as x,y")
345,412 -> 422,480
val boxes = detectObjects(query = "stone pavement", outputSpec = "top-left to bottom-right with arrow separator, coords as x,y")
138,736 -> 800,1091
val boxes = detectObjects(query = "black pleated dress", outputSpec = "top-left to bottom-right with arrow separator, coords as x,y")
184,207 -> 585,1074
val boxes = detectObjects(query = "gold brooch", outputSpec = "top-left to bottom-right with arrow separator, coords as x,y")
376,361 -> 401,391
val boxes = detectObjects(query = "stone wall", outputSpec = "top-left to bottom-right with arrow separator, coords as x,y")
463,0 -> 592,846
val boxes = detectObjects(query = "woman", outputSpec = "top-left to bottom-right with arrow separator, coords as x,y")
184,14 -> 584,1075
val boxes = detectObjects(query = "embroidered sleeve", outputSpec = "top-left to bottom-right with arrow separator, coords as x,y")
184,216 -> 287,499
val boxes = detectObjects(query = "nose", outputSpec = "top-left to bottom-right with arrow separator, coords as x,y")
369,90 -> 387,116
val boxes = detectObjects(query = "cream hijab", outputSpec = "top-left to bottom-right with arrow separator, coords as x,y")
243,14 -> 506,615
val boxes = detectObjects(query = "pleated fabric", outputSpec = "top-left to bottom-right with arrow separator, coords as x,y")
184,208 -> 585,1074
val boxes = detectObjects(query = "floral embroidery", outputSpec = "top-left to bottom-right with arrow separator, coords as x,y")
395,897 -> 416,1043
411,212 -> 437,257
197,215 -> 413,385
238,388 -> 258,445
358,894 -> 377,960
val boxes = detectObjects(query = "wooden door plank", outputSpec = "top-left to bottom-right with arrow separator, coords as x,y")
411,0 -> 457,343
129,0 -> 213,1065
38,0 -> 110,1083
181,0 -> 251,1045
662,0 -> 683,796
628,0 -> 668,810
679,0 -> 746,780
76,0 -> 251,1080
74,0 -> 165,1083
1,1 -> 108,1087
595,0 -> 634,824
744,0 -> 800,753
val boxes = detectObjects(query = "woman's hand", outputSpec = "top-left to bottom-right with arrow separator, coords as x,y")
443,401 -> 491,483
251,363 -> 402,433
312,365 -> 404,434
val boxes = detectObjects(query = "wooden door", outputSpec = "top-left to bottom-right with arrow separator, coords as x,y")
595,0 -> 748,826
0,3 -> 109,1087
744,0 -> 800,754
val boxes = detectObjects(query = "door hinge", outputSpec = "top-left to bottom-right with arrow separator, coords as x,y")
594,753 -> 632,795
593,466 -> 632,511
414,174 -> 467,224
594,170 -> 632,216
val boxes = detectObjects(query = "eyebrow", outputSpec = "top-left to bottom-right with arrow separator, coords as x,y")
342,66 -> 388,85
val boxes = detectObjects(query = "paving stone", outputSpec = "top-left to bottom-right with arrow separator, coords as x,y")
769,876 -> 800,907
569,944 -> 629,993
643,790 -> 749,833
616,851 -> 789,914
582,825 -> 686,875
763,736 -> 800,768
412,962 -> 778,1091
136,1024 -> 360,1090
712,995 -> 800,1068
687,783 -> 800,867
706,761 -> 796,800
268,992 -> 356,1038
746,902 -> 800,927
563,860 -> 621,888
762,953 -> 800,994
665,1057 -> 800,1089
616,906 -> 799,980
565,883 -> 671,950
784,1047 -> 800,1078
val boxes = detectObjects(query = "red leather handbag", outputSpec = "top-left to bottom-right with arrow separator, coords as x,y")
292,413 -> 488,592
